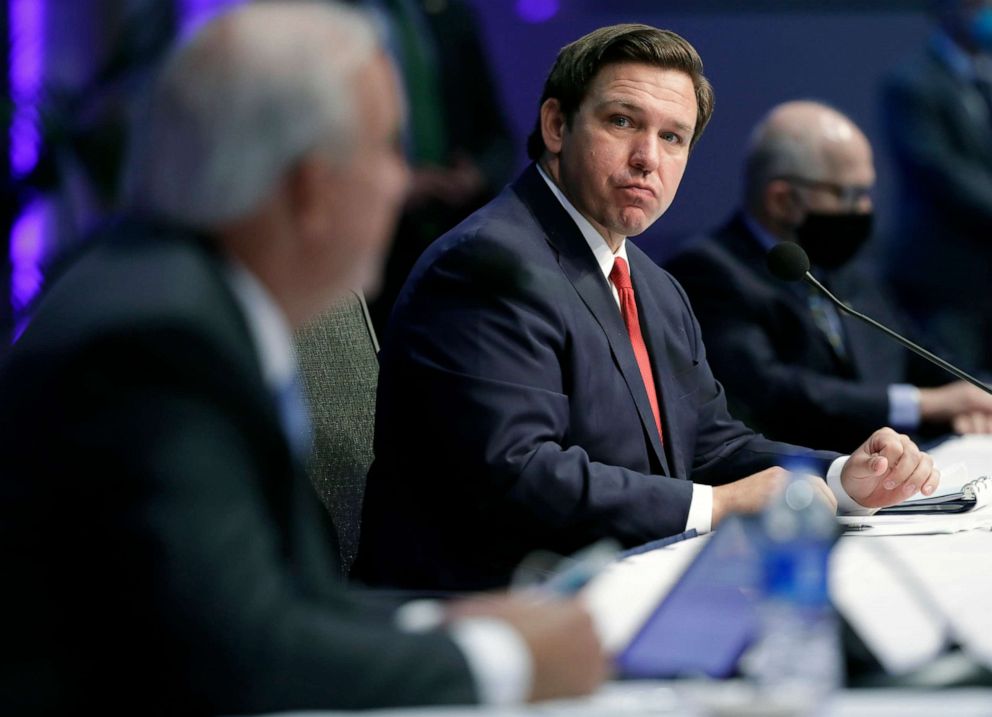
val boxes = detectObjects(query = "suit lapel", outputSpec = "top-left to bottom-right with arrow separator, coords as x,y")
512,166 -> 669,473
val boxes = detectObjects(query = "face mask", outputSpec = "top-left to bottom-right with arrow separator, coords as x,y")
794,211 -> 873,269
972,7 -> 992,53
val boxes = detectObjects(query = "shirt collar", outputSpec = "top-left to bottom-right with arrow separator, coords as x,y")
536,163 -> 629,281
742,212 -> 816,298
223,260 -> 297,393
742,212 -> 783,254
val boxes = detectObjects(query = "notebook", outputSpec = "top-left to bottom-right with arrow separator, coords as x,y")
876,475 -> 991,515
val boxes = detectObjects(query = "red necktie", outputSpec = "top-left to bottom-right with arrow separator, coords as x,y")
610,257 -> 663,441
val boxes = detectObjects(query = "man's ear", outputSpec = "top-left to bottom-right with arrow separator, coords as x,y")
287,154 -> 331,242
765,179 -> 801,224
540,98 -> 567,155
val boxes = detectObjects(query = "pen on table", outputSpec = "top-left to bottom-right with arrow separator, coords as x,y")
842,524 -> 874,533
395,540 -> 619,632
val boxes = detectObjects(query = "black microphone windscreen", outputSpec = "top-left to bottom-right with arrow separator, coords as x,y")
767,242 -> 811,282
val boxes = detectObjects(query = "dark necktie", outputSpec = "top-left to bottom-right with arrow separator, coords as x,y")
806,283 -> 848,361
610,257 -> 663,441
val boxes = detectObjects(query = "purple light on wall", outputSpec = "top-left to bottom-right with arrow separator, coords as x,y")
8,0 -> 46,317
10,204 -> 45,319
516,0 -> 559,24
9,0 -> 43,175
179,0 -> 245,35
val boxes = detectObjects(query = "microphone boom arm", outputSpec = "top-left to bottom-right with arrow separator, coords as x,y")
803,272 -> 992,397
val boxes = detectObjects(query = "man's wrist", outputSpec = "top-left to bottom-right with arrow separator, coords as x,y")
687,483 -> 713,534
828,455 -> 878,516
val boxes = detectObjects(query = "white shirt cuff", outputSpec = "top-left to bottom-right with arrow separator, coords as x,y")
826,455 -> 879,516
888,383 -> 921,430
686,483 -> 713,534
447,617 -> 533,705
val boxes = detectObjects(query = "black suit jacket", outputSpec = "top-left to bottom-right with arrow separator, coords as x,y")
355,166 -> 838,591
881,43 -> 992,365
665,214 -> 950,453
0,221 -> 474,714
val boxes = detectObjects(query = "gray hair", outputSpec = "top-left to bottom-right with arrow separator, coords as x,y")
123,1 -> 380,227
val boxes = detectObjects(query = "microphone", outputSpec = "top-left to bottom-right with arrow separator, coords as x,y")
766,242 -> 992,397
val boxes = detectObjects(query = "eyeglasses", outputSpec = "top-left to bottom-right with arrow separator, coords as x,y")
776,175 -> 873,208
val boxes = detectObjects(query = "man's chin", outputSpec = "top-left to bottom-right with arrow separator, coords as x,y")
615,210 -> 661,237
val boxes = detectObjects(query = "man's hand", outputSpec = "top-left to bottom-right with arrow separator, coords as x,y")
841,427 -> 940,508
711,467 -> 837,528
920,381 -> 992,433
446,594 -> 607,702
952,410 -> 992,435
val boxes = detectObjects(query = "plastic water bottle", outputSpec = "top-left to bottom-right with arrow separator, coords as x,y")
741,472 -> 843,712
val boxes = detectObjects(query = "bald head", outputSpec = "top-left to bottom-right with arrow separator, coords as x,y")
744,101 -> 875,235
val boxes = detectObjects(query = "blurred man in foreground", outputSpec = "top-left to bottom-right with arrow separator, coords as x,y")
0,3 -> 603,713
666,100 -> 992,453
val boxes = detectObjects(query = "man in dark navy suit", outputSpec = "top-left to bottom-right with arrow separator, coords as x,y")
356,25 -> 941,591
666,101 -> 992,453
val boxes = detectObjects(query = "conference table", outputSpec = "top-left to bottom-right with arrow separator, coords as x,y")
263,687 -> 992,716
264,436 -> 992,716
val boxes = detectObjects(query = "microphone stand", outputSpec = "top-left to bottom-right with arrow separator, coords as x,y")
803,272 -> 992,397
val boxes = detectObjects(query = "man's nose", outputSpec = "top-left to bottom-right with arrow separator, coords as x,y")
629,135 -> 660,174
855,194 -> 873,214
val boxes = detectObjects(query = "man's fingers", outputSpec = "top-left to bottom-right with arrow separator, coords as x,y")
920,466 -> 941,497
806,474 -> 838,513
844,429 -> 937,509
896,451 -> 935,498
953,414 -> 974,434
868,453 -> 888,476
971,412 -> 992,434
855,428 -> 903,480
873,432 -> 922,490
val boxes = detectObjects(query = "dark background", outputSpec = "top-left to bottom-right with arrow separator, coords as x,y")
468,0 -> 931,262
1,0 -> 934,339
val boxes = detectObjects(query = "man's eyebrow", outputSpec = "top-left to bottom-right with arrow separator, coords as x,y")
594,99 -> 695,133
596,99 -> 643,113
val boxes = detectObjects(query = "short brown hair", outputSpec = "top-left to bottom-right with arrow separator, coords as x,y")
526,24 -> 715,160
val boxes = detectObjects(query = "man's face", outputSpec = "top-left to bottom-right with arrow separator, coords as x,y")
543,62 -> 697,246
312,53 -> 409,296
792,130 -> 876,218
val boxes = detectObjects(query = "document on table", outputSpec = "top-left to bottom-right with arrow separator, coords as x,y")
839,443 -> 992,535
838,503 -> 992,536
831,532 -> 992,674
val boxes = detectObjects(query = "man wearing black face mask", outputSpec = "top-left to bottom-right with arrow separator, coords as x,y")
665,100 -> 992,452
